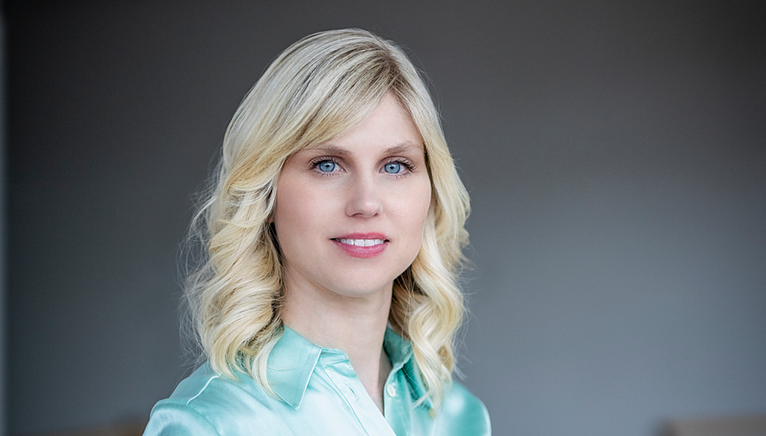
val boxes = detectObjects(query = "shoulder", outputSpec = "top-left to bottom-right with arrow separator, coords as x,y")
143,400 -> 219,436
143,363 -> 279,436
434,381 -> 491,436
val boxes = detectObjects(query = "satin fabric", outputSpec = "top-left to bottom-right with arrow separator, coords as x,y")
143,326 -> 490,435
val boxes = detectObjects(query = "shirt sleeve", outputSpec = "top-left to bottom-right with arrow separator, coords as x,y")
434,382 -> 492,436
143,401 -> 222,436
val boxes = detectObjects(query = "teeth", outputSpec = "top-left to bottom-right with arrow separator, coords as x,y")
339,238 -> 384,247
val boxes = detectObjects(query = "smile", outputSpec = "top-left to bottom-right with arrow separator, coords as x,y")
337,238 -> 385,247
331,235 -> 389,258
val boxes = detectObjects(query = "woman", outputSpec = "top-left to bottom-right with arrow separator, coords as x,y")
144,28 -> 490,435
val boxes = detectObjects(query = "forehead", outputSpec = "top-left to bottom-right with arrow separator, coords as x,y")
308,93 -> 423,153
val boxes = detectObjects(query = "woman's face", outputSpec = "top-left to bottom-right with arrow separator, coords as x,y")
273,92 -> 432,302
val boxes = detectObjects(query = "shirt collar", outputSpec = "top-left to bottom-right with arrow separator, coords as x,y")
266,326 -> 322,409
266,325 -> 431,410
383,327 -> 433,409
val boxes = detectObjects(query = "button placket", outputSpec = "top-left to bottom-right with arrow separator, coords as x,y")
345,383 -> 359,401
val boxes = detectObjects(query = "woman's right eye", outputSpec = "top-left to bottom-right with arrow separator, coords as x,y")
316,160 -> 337,173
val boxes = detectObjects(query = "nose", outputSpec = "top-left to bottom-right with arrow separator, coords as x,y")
345,175 -> 382,218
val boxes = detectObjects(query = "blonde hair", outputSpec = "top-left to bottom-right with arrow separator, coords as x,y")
185,28 -> 470,409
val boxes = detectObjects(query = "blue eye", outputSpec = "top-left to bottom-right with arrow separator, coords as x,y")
384,162 -> 402,174
317,161 -> 336,173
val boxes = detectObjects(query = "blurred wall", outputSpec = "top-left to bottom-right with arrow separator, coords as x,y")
1,8 -> 6,436
6,1 -> 766,435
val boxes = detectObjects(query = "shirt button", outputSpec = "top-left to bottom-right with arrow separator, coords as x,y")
386,384 -> 397,397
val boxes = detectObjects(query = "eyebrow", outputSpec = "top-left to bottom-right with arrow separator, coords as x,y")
307,141 -> 423,155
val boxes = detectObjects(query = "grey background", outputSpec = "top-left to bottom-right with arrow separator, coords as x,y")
5,1 -> 766,435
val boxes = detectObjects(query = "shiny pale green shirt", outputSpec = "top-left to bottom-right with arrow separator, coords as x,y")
144,327 -> 490,435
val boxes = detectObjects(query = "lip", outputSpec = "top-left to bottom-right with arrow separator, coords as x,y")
331,232 -> 389,259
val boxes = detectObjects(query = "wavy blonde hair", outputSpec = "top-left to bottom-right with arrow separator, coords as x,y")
185,28 -> 470,409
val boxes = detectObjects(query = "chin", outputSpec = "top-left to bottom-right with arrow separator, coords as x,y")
326,276 -> 395,299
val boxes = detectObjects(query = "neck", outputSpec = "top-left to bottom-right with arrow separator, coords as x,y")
281,279 -> 393,413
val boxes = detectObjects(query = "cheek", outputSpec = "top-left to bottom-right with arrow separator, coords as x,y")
398,186 -> 432,271
273,178 -> 313,238
400,180 -> 433,240
415,181 -> 433,225
273,178 -> 340,254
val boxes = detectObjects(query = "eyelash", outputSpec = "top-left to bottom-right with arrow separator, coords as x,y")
308,157 -> 415,177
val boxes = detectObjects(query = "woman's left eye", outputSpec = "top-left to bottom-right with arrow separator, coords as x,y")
316,161 -> 337,173
384,162 -> 403,174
